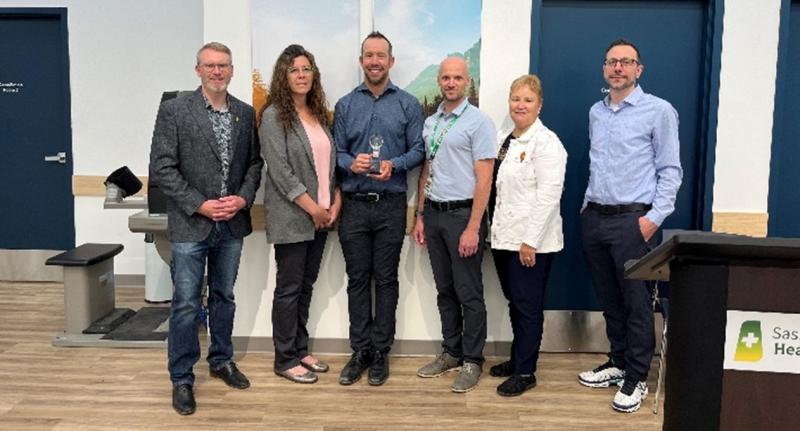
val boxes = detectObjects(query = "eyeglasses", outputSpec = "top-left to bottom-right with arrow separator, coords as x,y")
603,58 -> 639,68
199,63 -> 231,72
288,66 -> 315,75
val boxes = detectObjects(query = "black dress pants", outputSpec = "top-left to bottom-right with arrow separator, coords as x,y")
581,208 -> 657,381
338,193 -> 406,353
491,249 -> 555,375
272,231 -> 328,371
424,204 -> 488,365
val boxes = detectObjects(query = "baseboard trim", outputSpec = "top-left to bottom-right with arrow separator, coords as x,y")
232,310 -> 646,355
115,274 -> 145,287
0,249 -> 64,282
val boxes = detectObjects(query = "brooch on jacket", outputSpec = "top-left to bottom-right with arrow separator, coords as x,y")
519,151 -> 526,162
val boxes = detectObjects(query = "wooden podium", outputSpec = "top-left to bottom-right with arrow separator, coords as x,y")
625,231 -> 800,431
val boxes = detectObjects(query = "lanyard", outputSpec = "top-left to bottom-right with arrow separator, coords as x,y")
428,103 -> 469,161
424,103 -> 470,196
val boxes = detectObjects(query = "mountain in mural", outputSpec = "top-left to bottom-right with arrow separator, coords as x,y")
405,39 -> 481,116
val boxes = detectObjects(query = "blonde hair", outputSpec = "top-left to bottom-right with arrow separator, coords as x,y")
196,42 -> 232,65
509,74 -> 543,102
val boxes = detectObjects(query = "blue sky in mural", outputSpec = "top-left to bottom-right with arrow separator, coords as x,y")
374,0 -> 482,88
252,0 -> 361,102
251,0 -> 482,104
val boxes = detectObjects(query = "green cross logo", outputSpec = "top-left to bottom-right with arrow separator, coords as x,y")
734,320 -> 763,362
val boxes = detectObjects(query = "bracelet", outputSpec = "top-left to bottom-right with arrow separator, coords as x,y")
414,209 -> 424,217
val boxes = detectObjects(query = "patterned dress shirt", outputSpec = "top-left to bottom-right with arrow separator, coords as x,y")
203,94 -> 233,196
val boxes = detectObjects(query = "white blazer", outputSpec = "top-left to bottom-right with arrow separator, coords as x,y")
491,118 -> 567,253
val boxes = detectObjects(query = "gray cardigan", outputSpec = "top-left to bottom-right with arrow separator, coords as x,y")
259,105 -> 337,244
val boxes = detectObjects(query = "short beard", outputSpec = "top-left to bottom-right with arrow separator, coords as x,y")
365,72 -> 387,87
204,80 -> 229,95
608,78 -> 635,92
444,92 -> 465,102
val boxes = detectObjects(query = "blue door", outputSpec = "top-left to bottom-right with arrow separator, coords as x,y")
531,0 -> 721,309
0,8 -> 74,250
769,0 -> 800,237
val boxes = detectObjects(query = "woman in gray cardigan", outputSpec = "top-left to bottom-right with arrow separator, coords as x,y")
259,45 -> 341,384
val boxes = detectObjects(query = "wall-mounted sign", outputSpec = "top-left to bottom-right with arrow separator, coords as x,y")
0,82 -> 24,94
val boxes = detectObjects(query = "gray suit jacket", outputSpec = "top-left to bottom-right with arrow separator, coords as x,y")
149,87 -> 263,242
260,105 -> 336,244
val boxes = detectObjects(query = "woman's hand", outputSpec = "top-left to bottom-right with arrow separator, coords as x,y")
309,205 -> 328,230
326,188 -> 343,227
294,193 -> 328,230
519,243 -> 537,267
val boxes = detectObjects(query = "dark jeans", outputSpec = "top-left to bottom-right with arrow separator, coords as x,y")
581,208 -> 658,381
338,193 -> 407,353
491,249 -> 555,375
423,204 -> 488,365
168,222 -> 243,387
272,231 -> 328,371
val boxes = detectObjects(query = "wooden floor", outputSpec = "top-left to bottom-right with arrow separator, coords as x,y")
0,282 -> 664,430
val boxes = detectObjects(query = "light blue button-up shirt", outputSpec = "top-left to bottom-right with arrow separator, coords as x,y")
583,85 -> 682,226
423,99 -> 496,202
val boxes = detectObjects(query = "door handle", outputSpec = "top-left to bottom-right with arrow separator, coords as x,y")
44,151 -> 67,164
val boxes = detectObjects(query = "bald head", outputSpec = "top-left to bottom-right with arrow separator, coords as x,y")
437,56 -> 470,109
439,56 -> 469,78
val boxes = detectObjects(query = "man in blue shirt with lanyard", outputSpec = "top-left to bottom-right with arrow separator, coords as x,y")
334,31 -> 425,386
413,56 -> 496,393
578,39 -> 682,413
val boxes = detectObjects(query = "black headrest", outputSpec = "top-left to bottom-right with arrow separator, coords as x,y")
161,90 -> 194,103
105,166 -> 142,197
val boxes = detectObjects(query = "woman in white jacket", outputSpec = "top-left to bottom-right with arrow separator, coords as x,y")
488,75 -> 567,396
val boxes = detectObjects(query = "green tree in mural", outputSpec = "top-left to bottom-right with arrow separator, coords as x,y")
467,79 -> 478,107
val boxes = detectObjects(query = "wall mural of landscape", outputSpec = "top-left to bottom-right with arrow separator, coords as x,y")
252,0 -> 482,121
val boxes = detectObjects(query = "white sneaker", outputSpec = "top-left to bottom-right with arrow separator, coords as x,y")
612,379 -> 648,413
578,360 -> 625,388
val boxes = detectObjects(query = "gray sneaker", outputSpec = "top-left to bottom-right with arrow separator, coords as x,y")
417,352 -> 461,378
451,362 -> 482,393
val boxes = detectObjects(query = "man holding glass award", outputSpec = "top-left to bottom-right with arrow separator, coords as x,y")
334,31 -> 425,386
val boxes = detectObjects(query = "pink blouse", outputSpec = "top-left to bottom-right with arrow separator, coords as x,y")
300,119 -> 331,209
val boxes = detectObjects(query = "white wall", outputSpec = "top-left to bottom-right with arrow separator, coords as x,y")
713,0 -> 782,213
480,0 -> 532,132
0,0 -> 204,273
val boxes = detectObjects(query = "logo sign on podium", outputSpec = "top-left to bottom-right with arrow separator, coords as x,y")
724,310 -> 800,374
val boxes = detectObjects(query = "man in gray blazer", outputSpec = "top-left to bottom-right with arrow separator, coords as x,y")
149,42 -> 263,416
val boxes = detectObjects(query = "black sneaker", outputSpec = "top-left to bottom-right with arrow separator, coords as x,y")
489,360 -> 514,377
368,350 -> 389,386
339,350 -> 372,385
497,374 -> 537,397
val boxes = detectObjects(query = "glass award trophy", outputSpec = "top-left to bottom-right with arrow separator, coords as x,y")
369,134 -> 384,174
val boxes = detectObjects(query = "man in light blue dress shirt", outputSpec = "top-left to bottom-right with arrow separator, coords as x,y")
413,57 -> 496,393
577,39 -> 682,413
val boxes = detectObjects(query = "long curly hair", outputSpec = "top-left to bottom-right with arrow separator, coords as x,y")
264,44 -> 329,133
